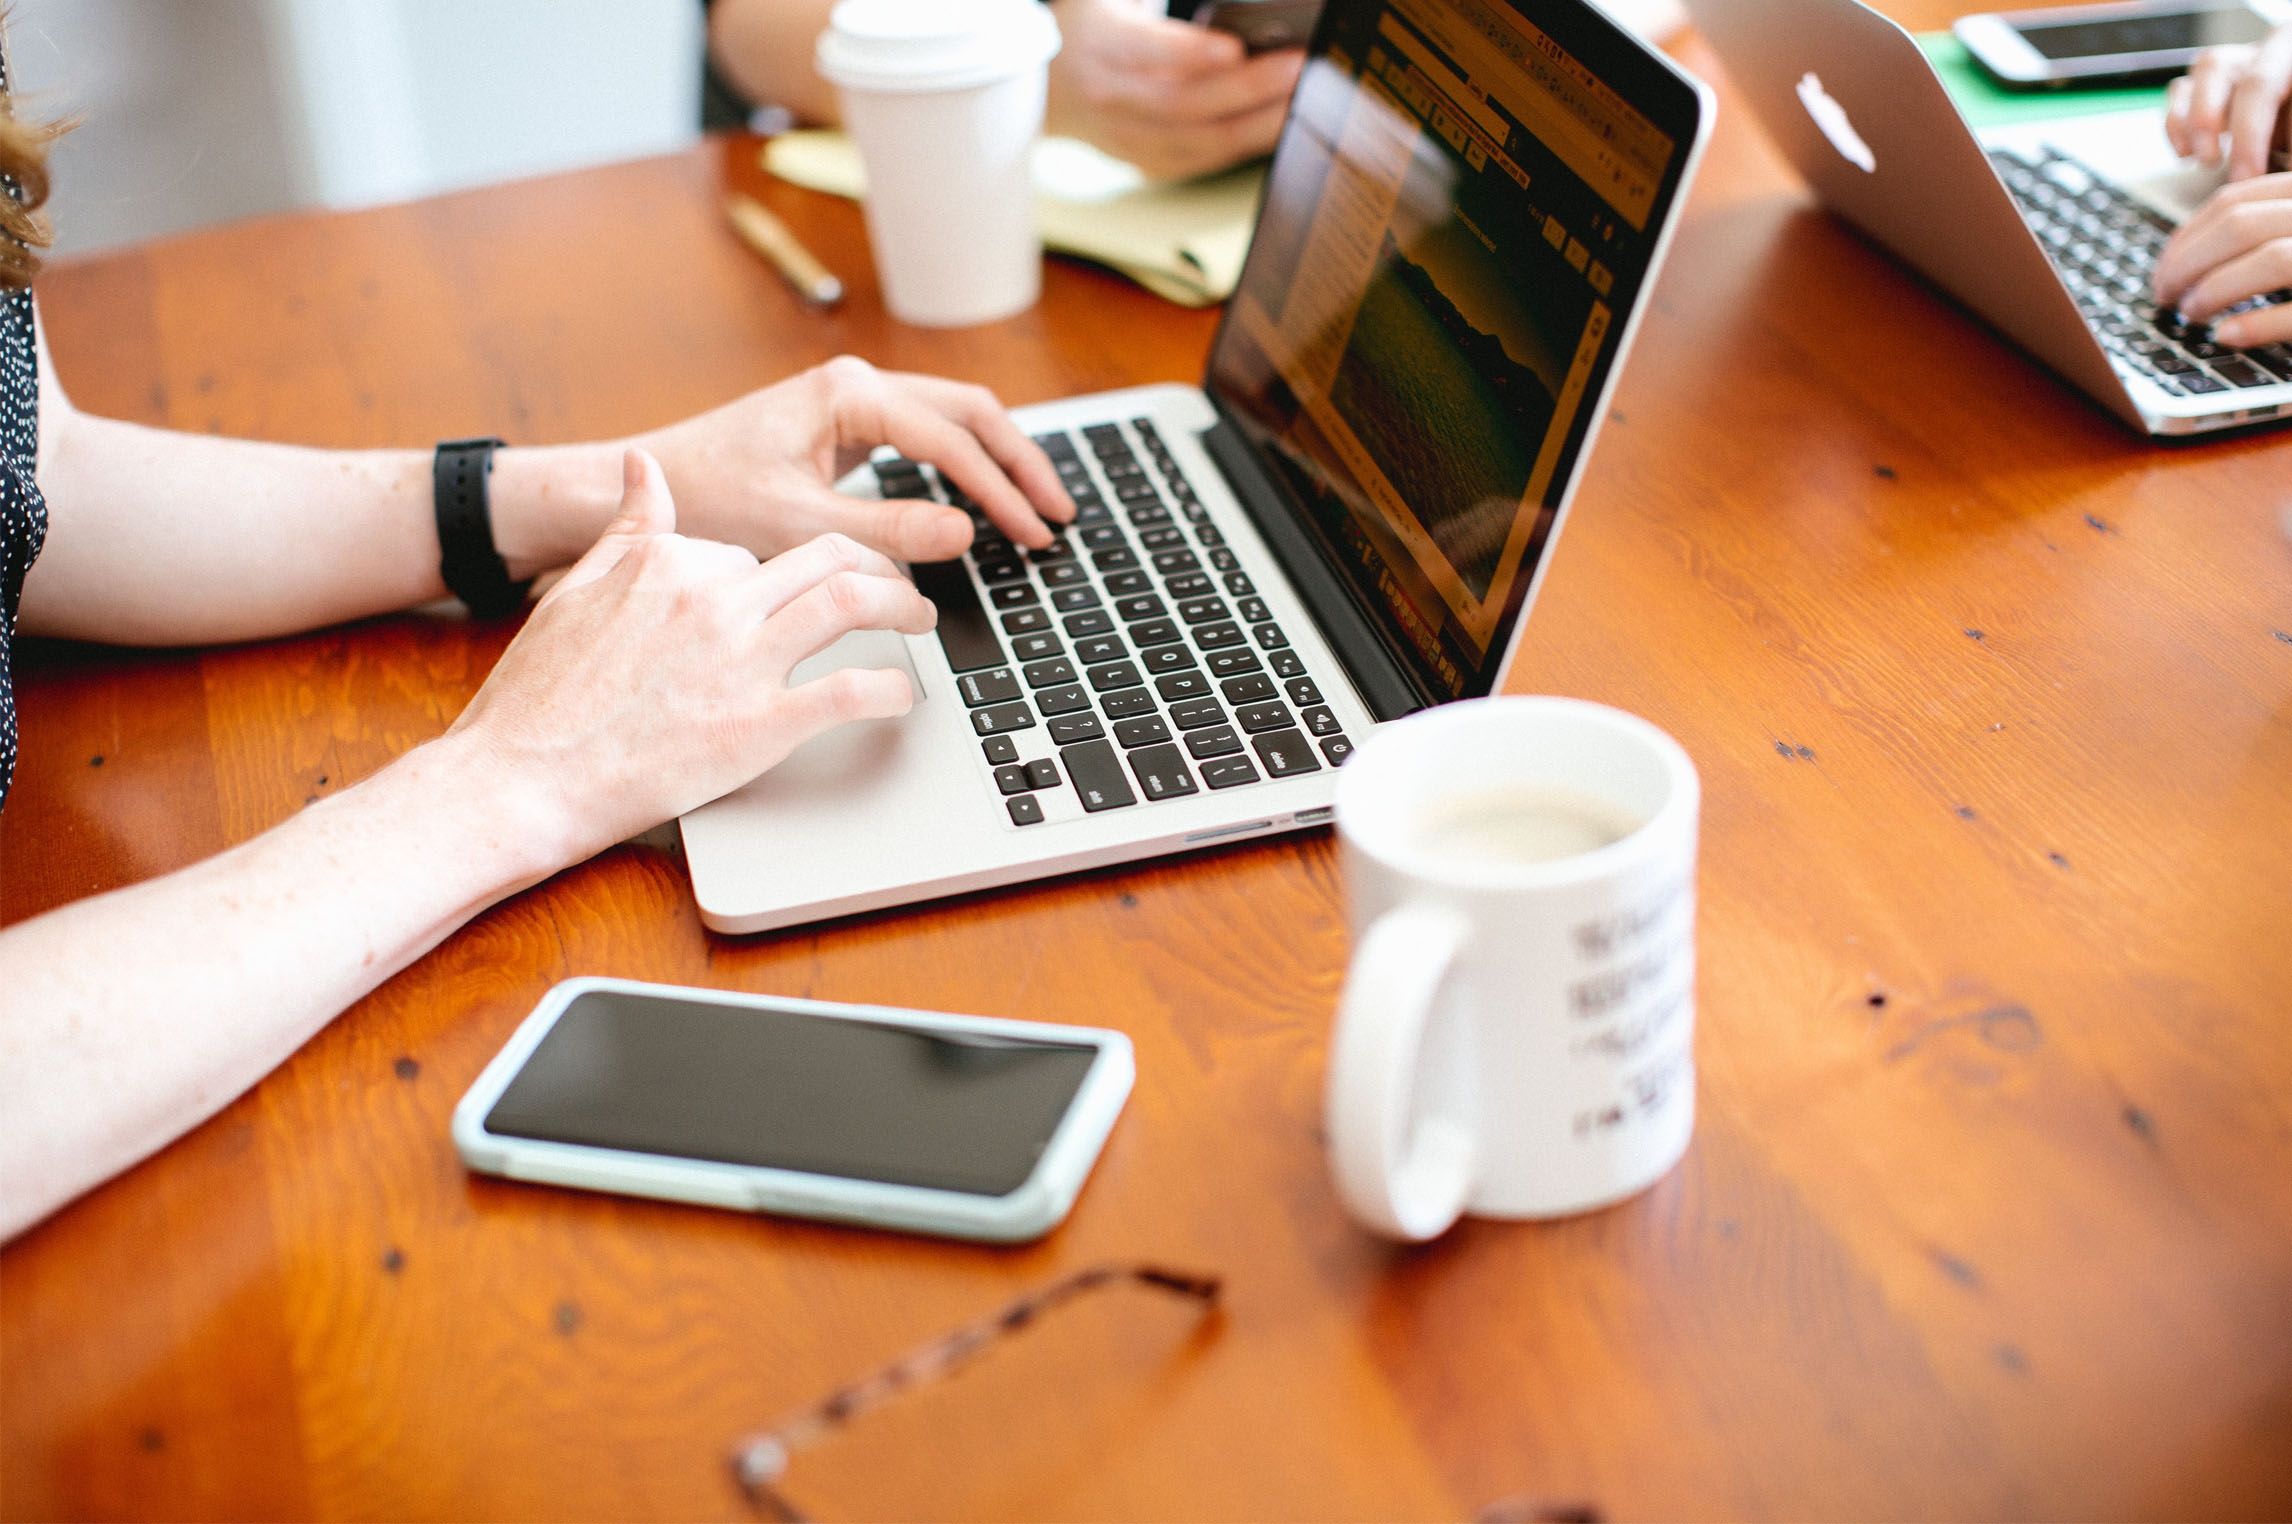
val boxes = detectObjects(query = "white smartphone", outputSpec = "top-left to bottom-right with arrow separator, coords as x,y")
1955,0 -> 2292,89
453,978 -> 1134,1243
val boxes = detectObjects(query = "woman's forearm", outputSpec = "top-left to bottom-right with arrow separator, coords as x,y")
21,406 -> 625,646
0,733 -> 568,1241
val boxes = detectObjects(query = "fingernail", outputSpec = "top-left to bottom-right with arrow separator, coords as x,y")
2217,316 -> 2247,344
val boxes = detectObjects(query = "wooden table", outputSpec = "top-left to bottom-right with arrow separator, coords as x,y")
6,6 -> 2290,1516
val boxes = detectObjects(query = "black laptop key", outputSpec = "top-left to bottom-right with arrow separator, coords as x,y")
1177,597 -> 1228,624
1073,498 -> 1111,524
1139,525 -> 1186,550
1002,607 -> 1050,635
1142,644 -> 1198,675
1238,700 -> 1294,733
1011,632 -> 1062,663
1170,697 -> 1226,730
1194,525 -> 1226,547
990,583 -> 1040,609
976,557 -> 1027,585
1200,755 -> 1260,790
958,668 -> 1023,707
908,558 -> 1006,673
1035,431 -> 1078,457
1185,724 -> 1244,759
1080,524 -> 1127,548
1206,647 -> 1262,678
1075,635 -> 1128,665
1116,479 -> 1162,504
1319,735 -> 1354,767
1153,549 -> 1202,576
1126,744 -> 1198,801
1090,659 -> 1144,692
1165,573 -> 1212,599
1269,649 -> 1305,678
1048,711 -> 1106,744
1102,456 -> 1144,480
2212,356 -> 2274,387
2183,371 -> 2230,393
1156,670 -> 1211,702
1006,794 -> 1044,826
1104,570 -> 1153,596
1286,677 -> 1323,707
1127,504 -> 1172,528
1193,621 -> 1244,649
972,702 -> 1037,736
1025,759 -> 1061,790
1040,562 -> 1088,589
1115,714 -> 1173,748
1116,594 -> 1166,621
1252,621 -> 1290,650
1035,683 -> 1091,716
1301,704 -> 1342,737
1209,548 -> 1240,572
1221,674 -> 1277,704
1062,738 -> 1138,812
1023,658 -> 1078,689
982,735 -> 1019,765
1251,728 -> 1320,777
1100,686 -> 1156,719
1051,586 -> 1101,612
1093,547 -> 1140,572
994,763 -> 1031,795
1063,610 -> 1114,637
1131,618 -> 1183,646
1029,538 -> 1076,562
1238,597 -> 1273,625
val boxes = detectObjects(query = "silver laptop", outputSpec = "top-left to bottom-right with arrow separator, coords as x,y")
679,0 -> 1714,934
1689,0 -> 2292,436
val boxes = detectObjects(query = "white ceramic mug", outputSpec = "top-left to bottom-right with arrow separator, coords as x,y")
816,0 -> 1060,327
1325,697 -> 1700,1240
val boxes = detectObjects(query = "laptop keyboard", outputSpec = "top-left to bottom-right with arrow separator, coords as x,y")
877,418 -> 1355,829
1988,145 -> 2292,396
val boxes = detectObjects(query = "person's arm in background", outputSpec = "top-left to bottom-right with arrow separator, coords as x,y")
2155,22 -> 2292,343
707,0 -> 1303,181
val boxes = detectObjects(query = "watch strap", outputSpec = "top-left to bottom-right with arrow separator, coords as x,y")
433,437 -> 530,618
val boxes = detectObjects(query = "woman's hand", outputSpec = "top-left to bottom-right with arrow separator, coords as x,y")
1046,0 -> 1303,181
637,355 -> 1073,561
449,448 -> 936,864
2164,23 -> 2292,181
2152,171 -> 2292,341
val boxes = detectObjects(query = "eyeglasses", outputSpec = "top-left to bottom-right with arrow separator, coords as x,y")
726,1262 -> 1224,1521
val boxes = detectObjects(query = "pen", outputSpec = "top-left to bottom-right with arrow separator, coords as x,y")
725,192 -> 844,308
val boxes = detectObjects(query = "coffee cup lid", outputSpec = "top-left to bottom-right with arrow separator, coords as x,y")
817,0 -> 1061,94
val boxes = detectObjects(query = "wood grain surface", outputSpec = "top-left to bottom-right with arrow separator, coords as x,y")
5,6 -> 2290,1518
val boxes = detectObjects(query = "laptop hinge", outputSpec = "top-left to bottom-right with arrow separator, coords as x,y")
1201,413 -> 1434,724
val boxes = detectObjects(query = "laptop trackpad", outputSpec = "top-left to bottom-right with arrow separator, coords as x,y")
786,627 -> 922,701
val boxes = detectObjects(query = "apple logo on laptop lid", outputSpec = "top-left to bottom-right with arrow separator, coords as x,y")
1796,72 -> 1875,173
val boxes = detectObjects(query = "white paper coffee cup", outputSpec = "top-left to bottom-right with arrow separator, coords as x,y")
817,0 -> 1060,327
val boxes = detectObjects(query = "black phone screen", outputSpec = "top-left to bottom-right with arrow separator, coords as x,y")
2015,6 -> 2269,60
484,990 -> 1102,1197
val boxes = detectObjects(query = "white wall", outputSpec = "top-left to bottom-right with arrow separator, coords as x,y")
10,0 -> 704,260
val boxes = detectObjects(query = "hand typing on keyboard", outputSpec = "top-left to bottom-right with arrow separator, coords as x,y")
613,355 -> 1075,566
2154,22 -> 2292,347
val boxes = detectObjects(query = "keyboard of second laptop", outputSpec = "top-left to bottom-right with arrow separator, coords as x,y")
874,418 -> 1356,829
1989,145 -> 2292,396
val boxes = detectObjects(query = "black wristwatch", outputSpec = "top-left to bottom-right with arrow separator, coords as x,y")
433,437 -> 531,618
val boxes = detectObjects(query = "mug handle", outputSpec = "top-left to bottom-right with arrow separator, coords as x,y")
1325,904 -> 1478,1241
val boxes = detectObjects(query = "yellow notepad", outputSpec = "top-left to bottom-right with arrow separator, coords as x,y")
763,131 -> 1264,309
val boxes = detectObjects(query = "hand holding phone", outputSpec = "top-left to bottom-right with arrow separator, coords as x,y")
455,979 -> 1134,1242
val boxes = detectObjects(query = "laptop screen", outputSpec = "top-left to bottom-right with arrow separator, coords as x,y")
1205,0 -> 1705,703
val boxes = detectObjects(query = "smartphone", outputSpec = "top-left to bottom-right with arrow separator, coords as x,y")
1194,0 -> 1324,53
453,978 -> 1134,1242
1956,0 -> 2292,88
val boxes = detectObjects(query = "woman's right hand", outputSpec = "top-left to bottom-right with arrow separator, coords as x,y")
446,448 -> 936,867
2165,23 -> 2292,181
